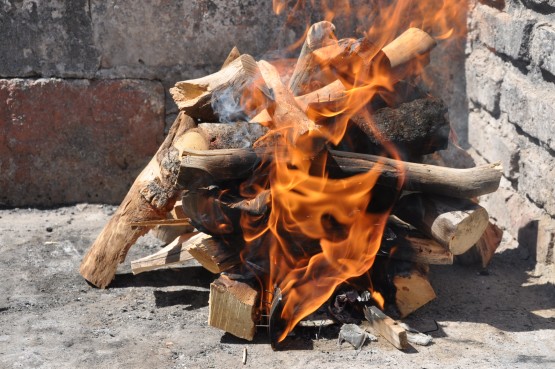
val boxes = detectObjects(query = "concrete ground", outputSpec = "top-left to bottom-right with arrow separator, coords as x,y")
0,205 -> 554,369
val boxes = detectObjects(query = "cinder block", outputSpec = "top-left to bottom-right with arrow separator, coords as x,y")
531,24 -> 555,77
468,111 -> 520,180
0,79 -> 165,207
0,1 -> 99,78
500,68 -> 555,151
533,215 -> 555,283
472,4 -> 535,60
466,48 -> 505,114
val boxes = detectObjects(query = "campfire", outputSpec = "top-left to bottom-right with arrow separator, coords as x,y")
80,0 -> 503,350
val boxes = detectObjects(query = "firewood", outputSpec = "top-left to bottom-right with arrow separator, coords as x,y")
250,79 -> 347,123
130,233 -> 200,275
179,148 -> 503,198
150,200 -> 190,243
187,236 -> 241,274
80,112 -> 198,288
395,194 -> 490,255
348,97 -> 449,159
170,54 -> 261,121
393,265 -> 436,318
208,274 -> 259,340
222,46 -> 240,69
130,219 -> 193,227
196,122 -> 267,149
385,219 -> 453,265
288,21 -> 336,95
257,60 -> 316,138
363,306 -> 408,350
456,222 -> 503,268
381,27 -> 437,80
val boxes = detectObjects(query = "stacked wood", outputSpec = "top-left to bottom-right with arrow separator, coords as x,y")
79,20 -> 505,351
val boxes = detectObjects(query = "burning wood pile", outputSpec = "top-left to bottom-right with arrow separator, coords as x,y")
80,19 -> 503,350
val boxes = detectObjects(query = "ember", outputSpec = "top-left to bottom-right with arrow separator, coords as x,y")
80,0 -> 503,350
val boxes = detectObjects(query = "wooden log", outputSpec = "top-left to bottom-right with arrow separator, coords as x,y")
208,274 -> 259,341
179,148 -> 503,199
288,21 -> 336,95
395,194 -> 490,255
170,54 -> 261,121
222,46 -> 240,69
381,27 -> 437,80
196,122 -> 267,149
456,222 -> 503,268
348,97 -> 449,159
80,112 -> 197,288
250,79 -> 347,124
393,265 -> 436,318
150,200 -> 191,243
188,236 -> 241,274
363,306 -> 408,350
130,233 -> 199,275
257,60 -> 316,138
385,219 -> 453,265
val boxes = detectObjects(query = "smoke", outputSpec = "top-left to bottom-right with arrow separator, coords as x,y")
211,86 -> 250,123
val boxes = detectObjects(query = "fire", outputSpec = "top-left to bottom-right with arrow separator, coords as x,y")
236,0 -> 467,342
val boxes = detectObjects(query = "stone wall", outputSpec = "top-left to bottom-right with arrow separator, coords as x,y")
466,0 -> 555,280
0,0 -> 309,207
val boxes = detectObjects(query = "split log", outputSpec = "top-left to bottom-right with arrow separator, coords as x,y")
363,306 -> 408,350
149,200 -> 191,243
288,21 -> 337,95
456,222 -> 503,268
257,60 -> 316,138
222,46 -> 241,69
385,218 -> 453,265
393,265 -> 436,318
395,194 -> 490,255
80,112 -> 198,288
170,54 -> 261,121
188,236 -> 241,273
208,274 -> 260,340
130,233 -> 199,275
179,148 -> 503,199
381,27 -> 437,80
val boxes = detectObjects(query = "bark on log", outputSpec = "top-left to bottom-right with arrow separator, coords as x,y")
456,222 -> 503,268
178,148 -> 503,198
348,97 -> 449,159
395,194 -> 490,255
80,112 -> 197,288
208,275 -> 260,341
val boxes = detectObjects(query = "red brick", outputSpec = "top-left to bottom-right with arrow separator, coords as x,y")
0,78 -> 164,206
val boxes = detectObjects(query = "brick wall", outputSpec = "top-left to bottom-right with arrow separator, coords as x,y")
466,0 -> 554,280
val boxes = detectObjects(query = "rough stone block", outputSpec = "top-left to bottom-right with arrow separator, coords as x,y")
521,0 -> 555,14
476,177 -> 544,251
500,68 -> 555,151
0,1 -> 99,78
531,24 -> 555,77
90,0 -> 297,80
533,215 -> 555,283
518,143 -> 555,215
468,111 -> 520,179
466,48 -> 505,114
0,79 -> 164,207
472,4 -> 535,60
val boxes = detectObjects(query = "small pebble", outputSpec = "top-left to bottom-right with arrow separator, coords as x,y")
46,227 -> 53,232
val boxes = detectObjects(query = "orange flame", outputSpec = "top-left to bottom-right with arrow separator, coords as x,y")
236,0 -> 467,342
